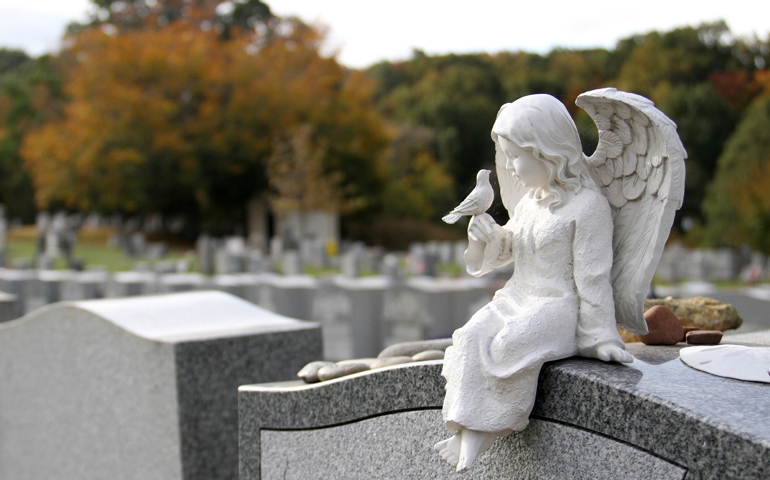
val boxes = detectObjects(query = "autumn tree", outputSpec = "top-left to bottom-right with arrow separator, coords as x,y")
21,14 -> 387,233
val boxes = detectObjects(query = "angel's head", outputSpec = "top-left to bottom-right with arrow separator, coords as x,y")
492,94 -> 595,209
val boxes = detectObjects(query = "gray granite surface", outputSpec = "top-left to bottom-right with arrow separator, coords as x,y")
0,289 -> 21,322
0,291 -> 322,480
262,411 -> 685,480
239,343 -> 770,480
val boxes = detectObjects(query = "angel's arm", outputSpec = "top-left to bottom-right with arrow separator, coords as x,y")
464,214 -> 514,277
572,194 -> 628,360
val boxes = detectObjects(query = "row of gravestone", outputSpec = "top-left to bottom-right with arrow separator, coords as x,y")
196,235 -> 470,278
656,242 -> 769,283
0,268 -> 494,360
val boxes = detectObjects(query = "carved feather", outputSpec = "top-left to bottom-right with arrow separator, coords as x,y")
596,158 -> 615,186
607,178 -> 627,208
622,173 -> 646,200
600,130 -> 623,157
636,154 -> 651,180
622,148 -> 637,176
614,101 -> 632,120
612,115 -> 632,144
632,125 -> 648,155
613,156 -> 625,179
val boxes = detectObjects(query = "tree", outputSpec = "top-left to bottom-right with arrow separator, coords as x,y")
73,0 -> 273,36
372,54 -> 504,197
0,52 -> 62,221
379,125 -> 454,221
655,83 -> 738,227
702,93 -> 770,251
21,14 -> 387,233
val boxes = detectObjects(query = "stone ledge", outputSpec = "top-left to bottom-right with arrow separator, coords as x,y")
239,344 -> 770,479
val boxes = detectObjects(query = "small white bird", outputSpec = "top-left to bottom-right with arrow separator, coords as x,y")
442,169 -> 494,224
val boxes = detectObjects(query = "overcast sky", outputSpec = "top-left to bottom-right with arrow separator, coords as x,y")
0,0 -> 768,68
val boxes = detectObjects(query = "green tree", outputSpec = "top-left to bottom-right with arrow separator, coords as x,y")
372,54 -> 504,197
0,52 -> 62,221
379,125 -> 454,221
74,0 -> 272,36
702,93 -> 770,251
656,83 -> 738,226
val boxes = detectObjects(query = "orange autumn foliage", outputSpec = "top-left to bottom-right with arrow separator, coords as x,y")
21,15 -> 387,220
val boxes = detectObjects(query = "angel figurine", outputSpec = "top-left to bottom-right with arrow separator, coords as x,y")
435,89 -> 685,472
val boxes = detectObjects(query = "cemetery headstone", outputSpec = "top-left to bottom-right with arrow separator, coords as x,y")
311,275 -> 392,360
106,271 -> 157,297
0,290 -> 322,480
239,342 -> 769,479
157,272 -> 208,293
0,290 -> 21,322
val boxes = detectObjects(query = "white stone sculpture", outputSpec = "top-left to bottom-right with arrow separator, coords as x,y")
435,89 -> 686,472
442,169 -> 494,224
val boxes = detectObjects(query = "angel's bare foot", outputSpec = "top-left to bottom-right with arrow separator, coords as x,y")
595,344 -> 634,363
456,429 -> 498,473
434,433 -> 462,468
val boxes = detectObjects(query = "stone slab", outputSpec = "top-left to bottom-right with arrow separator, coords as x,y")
261,411 -> 685,479
0,291 -> 322,480
0,289 -> 21,322
239,344 -> 770,479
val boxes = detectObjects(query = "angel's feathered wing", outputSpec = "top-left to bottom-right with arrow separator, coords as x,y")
576,88 -> 686,335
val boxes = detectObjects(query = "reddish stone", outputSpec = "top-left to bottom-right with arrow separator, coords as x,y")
639,306 -> 683,345
686,330 -> 723,345
682,326 -> 700,337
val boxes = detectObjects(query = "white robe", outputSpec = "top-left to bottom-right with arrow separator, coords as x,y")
442,187 -> 624,434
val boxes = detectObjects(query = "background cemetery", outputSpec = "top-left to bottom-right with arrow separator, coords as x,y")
0,206 -> 769,361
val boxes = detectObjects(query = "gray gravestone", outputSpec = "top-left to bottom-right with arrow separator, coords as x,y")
210,274 -> 254,300
252,274 -> 317,321
240,342 -> 769,480
157,272 -> 208,293
106,271 -> 157,297
60,270 -> 110,300
0,290 -> 322,480
311,275 -> 391,360
0,290 -> 21,322
382,277 -> 491,346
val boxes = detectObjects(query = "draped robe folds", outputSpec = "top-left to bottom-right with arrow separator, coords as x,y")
441,187 -> 625,434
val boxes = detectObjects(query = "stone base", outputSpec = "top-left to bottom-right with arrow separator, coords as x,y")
240,343 -> 770,479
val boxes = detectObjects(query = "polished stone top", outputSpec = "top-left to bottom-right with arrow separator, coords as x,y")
240,343 -> 770,479
64,290 -> 311,342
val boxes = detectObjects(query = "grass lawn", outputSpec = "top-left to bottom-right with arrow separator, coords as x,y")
6,226 -> 194,272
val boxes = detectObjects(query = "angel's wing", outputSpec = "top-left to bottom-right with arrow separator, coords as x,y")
576,88 -> 686,335
495,137 -> 528,219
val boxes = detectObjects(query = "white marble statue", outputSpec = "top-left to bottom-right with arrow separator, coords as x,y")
435,89 -> 686,472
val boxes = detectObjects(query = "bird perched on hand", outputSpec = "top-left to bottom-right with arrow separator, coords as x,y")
442,169 -> 494,224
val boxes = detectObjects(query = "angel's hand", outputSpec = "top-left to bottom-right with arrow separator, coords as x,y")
468,213 -> 497,243
594,343 -> 634,364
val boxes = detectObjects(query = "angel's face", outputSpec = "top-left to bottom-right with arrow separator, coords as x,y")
499,137 -> 548,190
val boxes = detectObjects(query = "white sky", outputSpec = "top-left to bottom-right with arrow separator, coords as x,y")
0,0 -> 768,68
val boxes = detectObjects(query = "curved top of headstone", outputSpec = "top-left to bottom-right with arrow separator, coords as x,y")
240,343 -> 770,479
4,290 -> 311,343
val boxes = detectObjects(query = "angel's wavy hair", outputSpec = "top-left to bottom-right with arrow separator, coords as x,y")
491,94 -> 596,210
